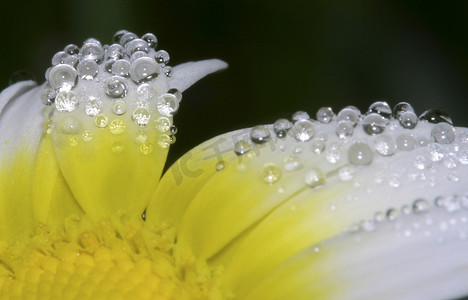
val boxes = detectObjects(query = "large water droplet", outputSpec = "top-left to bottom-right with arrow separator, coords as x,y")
80,42 -> 104,63
311,139 -> 325,154
273,118 -> 292,138
112,101 -> 127,115
109,119 -> 126,135
399,111 -> 418,129
132,108 -> 151,126
41,87 -> 56,106
368,101 -> 391,119
52,51 -> 69,66
106,44 -> 124,60
348,142 -> 374,165
85,97 -> 102,117
326,142 -> 341,164
125,39 -> 149,55
374,134 -> 396,156
336,120 -> 354,139
293,119 -> 315,142
155,50 -> 170,65
396,134 -> 416,151
48,64 -> 78,90
283,155 -> 303,171
156,117 -> 172,133
55,91 -> 79,112
77,59 -> 99,80
106,76 -> 128,98
419,109 -> 452,125
142,33 -> 158,48
292,111 -> 310,121
413,198 -> 430,214
431,123 -> 456,144
337,106 -> 360,126
94,114 -> 109,128
316,107 -> 334,123
362,113 -> 387,135
130,57 -> 160,83
157,94 -> 179,117
111,59 -> 131,77
250,125 -> 271,144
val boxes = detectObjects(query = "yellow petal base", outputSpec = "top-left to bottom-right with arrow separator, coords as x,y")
0,215 -> 226,300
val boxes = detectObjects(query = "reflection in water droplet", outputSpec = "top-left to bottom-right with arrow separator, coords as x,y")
55,91 -> 79,112
337,107 -> 360,126
109,119 -> 126,135
326,143 -> 341,164
399,111 -> 418,129
130,57 -> 160,82
419,109 -> 452,125
156,117 -> 172,133
250,125 -> 271,144
112,101 -> 127,115
106,76 -> 128,98
273,118 -> 292,138
292,111 -> 310,121
304,168 -> 325,188
157,94 -> 179,117
48,64 -> 77,90
386,208 -> 400,221
216,161 -> 225,171
77,59 -> 99,80
336,120 -> 354,139
348,143 -> 374,165
234,141 -> 251,155
339,166 -> 355,181
374,134 -> 396,156
85,97 -> 102,117
413,198 -> 429,214
368,101 -> 391,119
293,119 -> 315,142
111,59 -> 131,77
132,108 -> 151,126
316,107 -> 334,123
311,139 -> 325,154
431,123 -> 456,144
95,114 -> 109,128
263,163 -> 281,184
362,113 -> 387,135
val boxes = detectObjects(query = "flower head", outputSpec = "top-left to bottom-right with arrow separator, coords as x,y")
1,31 -> 468,299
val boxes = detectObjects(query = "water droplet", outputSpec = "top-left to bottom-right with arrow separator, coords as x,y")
398,111 -> 418,129
336,120 -> 354,139
142,33 -> 158,48
250,125 -> 271,144
113,30 -> 128,43
311,139 -> 325,154
155,117 -> 172,133
52,51 -> 69,66
136,83 -> 156,101
458,151 -> 468,165
82,130 -> 93,142
157,135 -> 171,149
48,64 -> 77,90
85,97 -> 102,117
414,155 -> 427,170
106,76 -> 128,98
419,109 -> 452,125
273,118 -> 292,138
135,131 -> 148,144
41,86 -> 56,105
283,155 -> 303,171
428,143 -> 445,161
362,113 -> 387,135
304,168 -> 325,188
64,44 -> 80,55
111,59 -> 131,77
348,142 -> 374,165
120,32 -> 138,45
431,122 -> 455,144
386,208 -> 400,221
374,211 -> 385,222
368,101 -> 391,119
109,119 -> 126,135
216,161 -> 225,171
55,91 -> 79,112
293,119 -> 315,142
130,57 -> 160,83
337,106 -> 360,126
69,137 -> 79,147
392,102 -> 414,118
413,198 -> 429,214
339,165 -> 355,181
112,101 -> 127,115
112,142 -> 125,153
42,119 -> 53,134
157,94 -> 179,117
374,134 -> 396,156
396,134 -> 416,151
443,153 -> 458,169
132,108 -> 151,126
106,43 -> 124,60
401,204 -> 411,215
95,114 -> 109,128
125,39 -> 148,55
234,141 -> 251,155
155,50 -> 170,65
170,135 -> 176,144
59,117 -> 82,134
76,59 -> 98,80
447,172 -> 459,182
316,107 -> 334,123
263,163 -> 281,184
326,142 -> 341,164
292,111 -> 310,121
80,42 -> 104,63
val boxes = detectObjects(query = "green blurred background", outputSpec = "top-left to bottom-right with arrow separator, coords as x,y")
1,0 -> 467,166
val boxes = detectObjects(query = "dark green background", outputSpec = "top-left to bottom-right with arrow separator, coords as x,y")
1,0 -> 467,166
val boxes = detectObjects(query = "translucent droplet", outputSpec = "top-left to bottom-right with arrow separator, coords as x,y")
80,42 -> 105,63
157,94 -> 179,117
76,59 -> 98,80
52,51 -> 69,66
106,44 -> 124,60
113,30 -> 128,43
304,168 -> 325,188
263,164 -> 281,184
137,83 -> 156,101
419,109 -> 452,125
316,107 -> 334,123
112,101 -> 127,115
111,59 -> 131,76
374,134 -> 396,156
82,130 -> 93,142
431,123 -> 456,144
42,119 -> 53,134
374,211 -> 385,222
428,143 -> 445,162
362,113 -> 387,135
170,135 -> 176,144
273,118 -> 292,138
368,101 -> 391,119
55,91 -> 79,112
132,108 -> 151,126
413,198 -> 430,214
135,131 -> 148,144
163,66 -> 173,77
64,44 -> 79,55
293,119 -> 315,142
234,141 -> 251,155
95,114 -> 109,128
339,165 -> 355,181
142,33 -> 158,48
326,143 -> 341,164
168,88 -> 182,102
125,39 -> 148,55
348,143 -> 374,165
59,117 -> 82,134
130,57 -> 160,83
69,138 -> 79,147
130,51 -> 149,62
106,76 -> 128,98
155,50 -> 170,65
386,208 -> 400,221
112,142 -> 125,153
292,111 -> 310,121
250,125 -> 271,144
311,139 -> 325,154
157,135 -> 171,149
337,106 -> 360,126
120,32 -> 138,45
155,117 -> 172,133
401,205 -> 411,215
85,97 -> 102,117
396,134 -> 416,151
40,87 -> 56,106
283,155 -> 303,171
392,102 -> 414,118
64,55 -> 79,67
414,155 -> 427,170
109,119 -> 126,135
216,161 -> 225,171
336,120 -> 354,139
398,111 -> 418,129
48,64 -> 77,90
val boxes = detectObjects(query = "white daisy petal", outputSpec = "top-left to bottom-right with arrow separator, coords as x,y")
168,59 -> 228,92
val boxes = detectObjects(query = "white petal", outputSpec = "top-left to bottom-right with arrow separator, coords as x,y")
168,59 -> 228,92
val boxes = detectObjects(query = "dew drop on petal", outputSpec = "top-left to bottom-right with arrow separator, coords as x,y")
273,118 -> 292,138
168,88 -> 182,102
157,135 -> 171,149
85,97 -> 102,117
111,59 -> 131,77
64,44 -> 80,55
135,131 -> 148,144
48,64 -> 77,90
59,117 -> 82,134
142,33 -> 158,48
106,76 -> 128,98
337,106 -> 360,126
155,50 -> 170,65
326,142 -> 341,164
80,42 -> 104,63
216,161 -> 225,171
374,134 -> 396,156
348,142 -> 374,165
55,91 -> 79,112
52,51 -> 69,66
399,111 -> 418,129
234,141 -> 251,155
132,108 -> 151,126
155,117 -> 172,133
106,43 -> 124,60
94,114 -> 109,128
413,198 -> 430,214
419,109 -> 452,125
368,101 -> 391,119
137,83 -> 156,101
316,107 -> 334,123
392,102 -> 414,118
262,163 -> 281,184
362,113 -> 387,135
41,87 -> 56,106
292,111 -> 310,121
304,168 -> 325,188
125,39 -> 148,55
283,155 -> 303,171
396,134 -> 416,151
386,208 -> 400,221
113,30 -> 128,43
336,120 -> 354,139
130,57 -> 160,82
250,125 -> 271,144
431,122 -> 456,144
157,94 -> 179,117
109,119 -> 126,135
339,165 -> 355,181
77,59 -> 99,80
112,142 -> 125,153
82,130 -> 93,142
112,101 -> 127,115
310,139 -> 325,154
293,119 -> 315,142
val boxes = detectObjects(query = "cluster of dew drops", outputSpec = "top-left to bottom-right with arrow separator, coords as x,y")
39,30 -> 181,154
